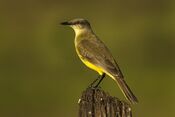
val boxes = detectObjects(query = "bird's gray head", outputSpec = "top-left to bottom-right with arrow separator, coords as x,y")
61,18 -> 92,35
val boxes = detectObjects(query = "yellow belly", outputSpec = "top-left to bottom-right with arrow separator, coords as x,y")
75,45 -> 103,75
81,59 -> 103,75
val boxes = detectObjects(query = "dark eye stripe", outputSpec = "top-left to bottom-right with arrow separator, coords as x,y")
72,20 -> 89,25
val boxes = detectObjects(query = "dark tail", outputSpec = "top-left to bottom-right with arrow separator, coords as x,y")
115,77 -> 138,104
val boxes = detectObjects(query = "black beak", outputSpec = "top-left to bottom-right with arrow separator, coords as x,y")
60,21 -> 71,25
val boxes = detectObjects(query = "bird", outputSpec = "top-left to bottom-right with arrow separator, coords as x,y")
61,18 -> 138,104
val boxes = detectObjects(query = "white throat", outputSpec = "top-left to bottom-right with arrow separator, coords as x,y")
71,25 -> 92,37
74,29 -> 87,37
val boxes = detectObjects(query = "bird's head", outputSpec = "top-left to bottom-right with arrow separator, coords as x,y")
61,18 -> 92,35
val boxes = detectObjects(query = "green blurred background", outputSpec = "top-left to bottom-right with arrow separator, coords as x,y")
0,0 -> 175,117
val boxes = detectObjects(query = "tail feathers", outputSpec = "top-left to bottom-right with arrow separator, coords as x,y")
115,78 -> 138,104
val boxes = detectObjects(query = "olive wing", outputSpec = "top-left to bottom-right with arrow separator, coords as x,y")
77,39 -> 124,78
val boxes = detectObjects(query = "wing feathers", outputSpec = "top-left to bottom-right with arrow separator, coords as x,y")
77,38 -> 123,78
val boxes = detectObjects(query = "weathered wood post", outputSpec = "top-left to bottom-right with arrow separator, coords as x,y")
78,87 -> 132,117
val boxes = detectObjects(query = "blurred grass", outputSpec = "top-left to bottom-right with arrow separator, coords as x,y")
0,0 -> 175,117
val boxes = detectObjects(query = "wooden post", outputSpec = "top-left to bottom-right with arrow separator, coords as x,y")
78,87 -> 132,117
